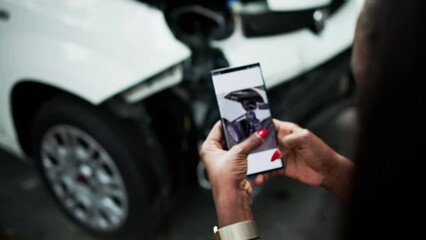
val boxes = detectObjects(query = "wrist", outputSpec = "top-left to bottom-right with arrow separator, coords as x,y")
322,153 -> 356,202
213,220 -> 260,240
212,182 -> 253,227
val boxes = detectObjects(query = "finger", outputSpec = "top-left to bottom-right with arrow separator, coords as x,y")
253,174 -> 265,186
273,119 -> 302,140
281,128 -> 310,149
241,180 -> 253,197
252,170 -> 280,186
230,129 -> 265,155
263,171 -> 275,180
205,121 -> 223,144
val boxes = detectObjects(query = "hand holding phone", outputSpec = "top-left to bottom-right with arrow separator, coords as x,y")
211,63 -> 283,176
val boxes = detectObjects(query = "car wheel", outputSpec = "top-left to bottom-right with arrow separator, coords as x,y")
31,96 -> 165,239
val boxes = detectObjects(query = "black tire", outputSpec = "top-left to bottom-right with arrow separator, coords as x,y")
31,96 -> 168,240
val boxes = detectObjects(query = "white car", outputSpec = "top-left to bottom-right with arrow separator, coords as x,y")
0,0 -> 363,239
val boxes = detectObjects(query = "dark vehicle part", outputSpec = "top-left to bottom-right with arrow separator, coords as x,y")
224,88 -> 265,110
223,88 -> 267,143
223,118 -> 244,143
240,0 -> 345,37
241,7 -> 329,36
167,4 -> 232,84
268,49 -> 356,127
143,89 -> 199,191
169,5 -> 229,39
32,96 -> 169,239
165,0 -> 234,40
0,8 -> 10,21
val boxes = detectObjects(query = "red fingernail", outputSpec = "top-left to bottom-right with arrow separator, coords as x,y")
256,128 -> 268,139
251,179 -> 258,187
271,149 -> 281,162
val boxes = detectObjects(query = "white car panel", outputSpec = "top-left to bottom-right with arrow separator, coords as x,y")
298,0 -> 364,70
267,0 -> 332,11
0,0 -> 190,104
211,19 -> 304,90
0,0 -> 190,156
212,0 -> 364,89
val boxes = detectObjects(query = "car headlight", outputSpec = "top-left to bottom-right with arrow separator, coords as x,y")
121,63 -> 185,104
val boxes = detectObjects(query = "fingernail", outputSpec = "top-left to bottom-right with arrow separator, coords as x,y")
271,149 -> 281,162
256,128 -> 268,139
251,179 -> 258,187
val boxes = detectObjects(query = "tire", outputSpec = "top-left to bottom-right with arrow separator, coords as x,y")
31,96 -> 167,240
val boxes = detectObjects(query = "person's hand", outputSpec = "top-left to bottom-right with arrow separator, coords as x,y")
199,121 -> 267,227
254,119 -> 356,202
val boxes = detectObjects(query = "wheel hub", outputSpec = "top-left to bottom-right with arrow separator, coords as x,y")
40,125 -> 128,232
76,174 -> 90,186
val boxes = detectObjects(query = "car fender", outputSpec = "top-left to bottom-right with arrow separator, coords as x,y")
0,0 -> 190,104
0,0 -> 190,156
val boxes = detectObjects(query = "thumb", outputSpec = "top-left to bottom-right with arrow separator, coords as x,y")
230,128 -> 267,156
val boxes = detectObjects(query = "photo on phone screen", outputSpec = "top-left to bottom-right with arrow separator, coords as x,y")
211,63 -> 283,176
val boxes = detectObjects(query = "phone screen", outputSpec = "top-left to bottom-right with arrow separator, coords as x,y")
211,63 -> 283,176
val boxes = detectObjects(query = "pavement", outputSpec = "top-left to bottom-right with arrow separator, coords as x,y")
0,107 -> 357,240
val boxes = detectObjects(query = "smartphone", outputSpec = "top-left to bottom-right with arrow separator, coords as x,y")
210,63 -> 283,176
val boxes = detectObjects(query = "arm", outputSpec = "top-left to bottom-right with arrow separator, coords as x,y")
200,121 -> 266,237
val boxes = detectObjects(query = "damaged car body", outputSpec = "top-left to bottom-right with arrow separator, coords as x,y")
0,0 -> 364,238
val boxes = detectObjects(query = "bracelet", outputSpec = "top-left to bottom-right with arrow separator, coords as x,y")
213,220 -> 259,240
